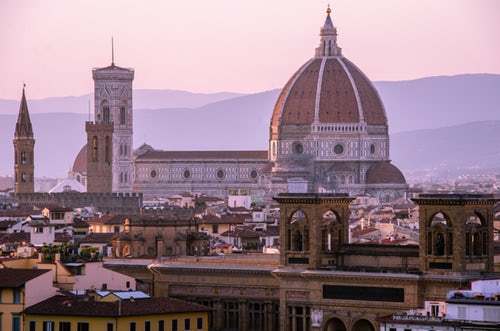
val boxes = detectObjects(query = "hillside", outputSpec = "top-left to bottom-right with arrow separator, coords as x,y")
1,74 -> 499,178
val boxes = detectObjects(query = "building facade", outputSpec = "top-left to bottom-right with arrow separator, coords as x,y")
24,293 -> 210,331
75,7 -> 407,201
105,193 -> 500,331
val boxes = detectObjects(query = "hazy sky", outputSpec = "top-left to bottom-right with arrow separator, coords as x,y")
1,0 -> 499,99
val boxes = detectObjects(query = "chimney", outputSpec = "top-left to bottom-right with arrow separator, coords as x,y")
118,299 -> 122,316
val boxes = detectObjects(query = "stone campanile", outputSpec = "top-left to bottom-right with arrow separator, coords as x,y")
89,49 -> 134,192
13,86 -> 35,193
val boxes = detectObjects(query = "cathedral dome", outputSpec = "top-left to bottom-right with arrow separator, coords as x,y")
365,162 -> 406,185
72,145 -> 87,174
270,7 -> 387,139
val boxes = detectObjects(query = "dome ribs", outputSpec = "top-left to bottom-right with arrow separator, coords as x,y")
343,59 -> 387,126
280,59 -> 321,125
319,58 -> 359,123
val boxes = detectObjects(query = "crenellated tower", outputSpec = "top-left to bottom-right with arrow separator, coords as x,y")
13,86 -> 35,193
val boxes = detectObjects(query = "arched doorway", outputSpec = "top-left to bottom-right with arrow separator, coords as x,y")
352,319 -> 375,331
323,318 -> 346,331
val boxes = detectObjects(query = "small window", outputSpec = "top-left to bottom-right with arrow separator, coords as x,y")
184,319 -> 190,330
120,107 -> 126,125
431,304 -> 440,317
293,142 -> 303,154
150,170 -> 157,178
183,169 -> 191,179
59,322 -> 71,331
334,144 -> 344,155
12,316 -> 21,331
250,170 -> 258,179
216,169 -> 225,179
370,144 -> 376,154
101,283 -> 107,290
126,281 -> 130,288
144,321 -> 150,331
196,318 -> 203,330
171,320 -> 178,331
77,323 -> 89,331
129,322 -> 136,331
107,323 -> 113,331
158,321 -> 164,331
13,288 -> 21,303
42,321 -> 54,331
29,321 -> 36,331
92,136 -> 98,162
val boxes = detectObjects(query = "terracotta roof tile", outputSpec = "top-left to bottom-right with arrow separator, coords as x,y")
0,268 -> 49,287
24,295 -> 209,316
79,233 -> 114,244
136,150 -> 268,161
365,162 -> 406,185
0,232 -> 30,244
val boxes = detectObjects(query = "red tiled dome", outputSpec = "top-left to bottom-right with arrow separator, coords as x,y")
365,162 -> 406,185
72,145 -> 87,174
270,56 -> 387,137
270,7 -> 388,140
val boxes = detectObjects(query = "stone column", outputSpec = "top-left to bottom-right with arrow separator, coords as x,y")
280,206 -> 289,266
264,301 -> 273,331
452,210 -> 466,273
239,299 -> 248,331
308,206 -> 321,269
213,300 -> 224,331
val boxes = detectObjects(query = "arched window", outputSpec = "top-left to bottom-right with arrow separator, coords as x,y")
92,136 -> 98,162
124,144 -> 128,156
21,172 -> 27,183
124,172 -> 128,183
119,144 -> 123,156
466,213 -> 487,257
429,212 -> 452,257
15,151 -> 18,165
120,106 -> 126,125
21,151 -> 27,164
105,136 -> 111,164
120,172 -> 123,183
288,210 -> 308,252
321,210 -> 342,252
102,100 -> 110,123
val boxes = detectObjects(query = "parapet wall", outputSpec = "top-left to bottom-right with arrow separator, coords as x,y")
14,192 -> 143,214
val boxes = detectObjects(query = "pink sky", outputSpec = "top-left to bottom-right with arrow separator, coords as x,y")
1,0 -> 499,99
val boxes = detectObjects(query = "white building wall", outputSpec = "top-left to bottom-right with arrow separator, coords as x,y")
72,262 -> 136,291
24,270 -> 58,307
30,226 -> 55,246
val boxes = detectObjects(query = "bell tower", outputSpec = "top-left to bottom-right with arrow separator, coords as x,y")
87,40 -> 134,192
412,193 -> 498,273
13,86 -> 35,194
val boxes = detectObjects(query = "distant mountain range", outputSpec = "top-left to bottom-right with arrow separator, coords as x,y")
0,74 -> 499,178
0,89 -> 243,115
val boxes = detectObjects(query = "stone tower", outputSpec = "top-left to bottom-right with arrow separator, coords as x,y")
85,121 -> 113,193
90,48 -> 134,192
13,86 -> 35,193
412,193 -> 498,273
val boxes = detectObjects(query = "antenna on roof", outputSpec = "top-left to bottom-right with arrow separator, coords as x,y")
111,37 -> 115,66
